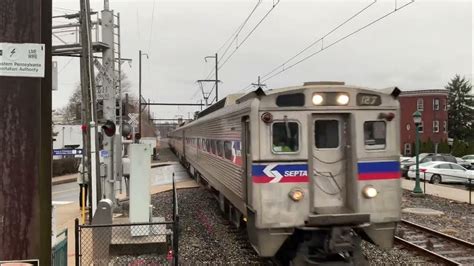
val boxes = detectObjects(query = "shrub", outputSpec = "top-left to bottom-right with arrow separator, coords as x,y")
53,157 -> 81,177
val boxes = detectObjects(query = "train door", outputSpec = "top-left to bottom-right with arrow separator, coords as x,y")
242,117 -> 251,207
311,114 -> 348,212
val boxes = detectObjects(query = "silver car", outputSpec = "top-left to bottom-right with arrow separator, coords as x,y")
407,161 -> 474,184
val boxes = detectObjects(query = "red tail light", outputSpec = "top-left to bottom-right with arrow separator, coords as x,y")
420,168 -> 427,173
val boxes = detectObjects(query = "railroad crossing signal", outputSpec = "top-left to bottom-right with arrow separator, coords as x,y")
128,113 -> 138,128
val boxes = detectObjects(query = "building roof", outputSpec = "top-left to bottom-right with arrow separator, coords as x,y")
399,88 -> 448,97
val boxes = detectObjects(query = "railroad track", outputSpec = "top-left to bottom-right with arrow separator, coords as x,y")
395,219 -> 474,265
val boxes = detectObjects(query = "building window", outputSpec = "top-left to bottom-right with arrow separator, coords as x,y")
404,143 -> 412,156
433,120 -> 439,133
444,99 -> 447,111
417,121 -> 424,133
417,98 -> 424,111
433,98 -> 440,110
443,121 -> 447,133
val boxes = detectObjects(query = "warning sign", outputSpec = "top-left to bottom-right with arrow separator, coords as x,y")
0,42 -> 45,78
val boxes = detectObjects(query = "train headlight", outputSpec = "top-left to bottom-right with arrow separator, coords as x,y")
289,188 -> 304,201
362,185 -> 378,198
336,94 -> 350,105
312,94 -> 324,105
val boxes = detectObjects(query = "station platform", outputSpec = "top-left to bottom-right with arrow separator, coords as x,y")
401,179 -> 473,204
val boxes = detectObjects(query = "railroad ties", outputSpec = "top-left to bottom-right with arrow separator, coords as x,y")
395,219 -> 474,265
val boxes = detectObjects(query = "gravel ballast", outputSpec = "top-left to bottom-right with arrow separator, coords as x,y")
150,186 -> 433,265
401,189 -> 474,242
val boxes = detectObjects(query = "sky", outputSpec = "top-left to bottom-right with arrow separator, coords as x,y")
52,0 -> 473,120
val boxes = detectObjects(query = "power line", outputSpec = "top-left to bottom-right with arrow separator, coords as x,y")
147,0 -> 157,53
260,0 -> 377,80
218,0 -> 281,71
242,0 -> 415,91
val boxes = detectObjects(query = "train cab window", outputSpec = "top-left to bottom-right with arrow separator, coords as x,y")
314,120 -> 339,148
217,140 -> 224,157
224,141 -> 233,160
364,121 -> 386,150
272,122 -> 299,153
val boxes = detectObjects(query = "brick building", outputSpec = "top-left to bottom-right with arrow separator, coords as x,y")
399,89 -> 449,156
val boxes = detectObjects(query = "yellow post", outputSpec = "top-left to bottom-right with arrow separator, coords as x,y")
81,186 -> 86,224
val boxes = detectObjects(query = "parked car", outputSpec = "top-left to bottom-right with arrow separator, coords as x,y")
407,161 -> 474,184
456,157 -> 472,169
462,155 -> 474,165
401,153 -> 457,177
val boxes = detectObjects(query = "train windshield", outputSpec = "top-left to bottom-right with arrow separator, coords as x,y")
364,121 -> 386,150
272,122 -> 299,152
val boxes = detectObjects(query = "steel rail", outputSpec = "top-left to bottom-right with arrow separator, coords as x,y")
395,219 -> 474,265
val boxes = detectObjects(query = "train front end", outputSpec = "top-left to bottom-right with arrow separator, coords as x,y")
246,83 -> 401,264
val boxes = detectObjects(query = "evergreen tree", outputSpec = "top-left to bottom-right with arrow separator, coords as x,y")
451,139 -> 467,157
446,75 -> 474,141
437,139 -> 450,153
466,141 -> 474,155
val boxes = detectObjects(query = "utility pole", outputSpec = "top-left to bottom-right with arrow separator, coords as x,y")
101,0 -> 117,205
138,50 -> 148,135
204,53 -> 219,103
251,76 -> 266,89
80,0 -> 101,214
0,0 -> 52,263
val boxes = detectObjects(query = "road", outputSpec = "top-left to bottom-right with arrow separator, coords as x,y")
52,181 -> 79,203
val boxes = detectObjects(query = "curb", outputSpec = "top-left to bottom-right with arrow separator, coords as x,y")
52,177 -> 77,186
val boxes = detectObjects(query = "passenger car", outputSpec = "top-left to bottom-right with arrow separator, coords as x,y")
462,155 -> 474,165
401,153 -> 457,177
407,161 -> 474,183
456,157 -> 472,169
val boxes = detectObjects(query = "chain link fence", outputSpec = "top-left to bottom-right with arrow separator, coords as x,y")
75,174 -> 180,265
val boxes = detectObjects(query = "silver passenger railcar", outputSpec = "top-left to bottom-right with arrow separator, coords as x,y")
169,81 -> 401,264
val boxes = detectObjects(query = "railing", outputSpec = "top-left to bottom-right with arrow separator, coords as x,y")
410,170 -> 473,204
75,173 -> 180,265
52,228 -> 68,266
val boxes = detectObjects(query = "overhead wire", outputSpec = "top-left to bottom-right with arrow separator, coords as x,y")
241,0 -> 415,91
218,0 -> 281,71
260,0 -> 377,80
195,0 -> 280,101
147,0 -> 157,53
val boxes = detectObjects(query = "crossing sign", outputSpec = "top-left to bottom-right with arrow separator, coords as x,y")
128,113 -> 138,127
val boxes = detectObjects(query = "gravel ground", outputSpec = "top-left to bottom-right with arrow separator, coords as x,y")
150,186 -> 432,265
400,189 -> 474,242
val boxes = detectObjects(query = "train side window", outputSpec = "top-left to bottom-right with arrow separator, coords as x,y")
211,140 -> 217,154
197,138 -> 201,149
224,141 -> 233,160
206,139 -> 211,152
217,140 -> 224,157
364,121 -> 386,150
314,120 -> 339,148
272,122 -> 299,153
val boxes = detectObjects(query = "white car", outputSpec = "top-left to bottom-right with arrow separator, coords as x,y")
407,161 -> 474,184
462,155 -> 474,165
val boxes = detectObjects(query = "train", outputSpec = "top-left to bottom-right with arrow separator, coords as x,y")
169,81 -> 402,264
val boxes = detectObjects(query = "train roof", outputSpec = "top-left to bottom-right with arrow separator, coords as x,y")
190,81 -> 400,122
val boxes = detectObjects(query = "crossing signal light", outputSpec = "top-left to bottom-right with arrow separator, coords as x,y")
135,132 -> 141,141
126,134 -> 132,140
101,120 -> 116,137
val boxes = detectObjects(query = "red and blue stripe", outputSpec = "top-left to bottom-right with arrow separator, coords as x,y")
357,161 -> 400,180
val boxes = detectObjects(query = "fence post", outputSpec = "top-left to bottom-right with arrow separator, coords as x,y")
423,172 -> 426,193
174,215 -> 179,266
75,218 -> 80,266
469,179 -> 472,205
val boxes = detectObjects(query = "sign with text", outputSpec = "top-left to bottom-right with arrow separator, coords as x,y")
0,42 -> 45,77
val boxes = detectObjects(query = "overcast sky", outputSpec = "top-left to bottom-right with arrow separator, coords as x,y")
52,0 -> 473,119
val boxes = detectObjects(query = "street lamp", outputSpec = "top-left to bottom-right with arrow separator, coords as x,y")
412,110 -> 424,195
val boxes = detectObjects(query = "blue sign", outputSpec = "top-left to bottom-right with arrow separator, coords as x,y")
100,150 -> 109,158
53,149 -> 83,156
